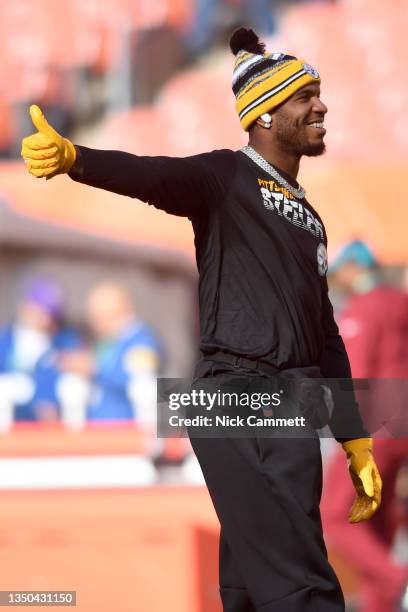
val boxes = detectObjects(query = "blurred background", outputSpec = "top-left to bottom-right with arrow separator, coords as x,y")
0,0 -> 407,610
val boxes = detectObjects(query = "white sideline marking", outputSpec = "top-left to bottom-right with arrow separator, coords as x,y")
0,455 -> 157,489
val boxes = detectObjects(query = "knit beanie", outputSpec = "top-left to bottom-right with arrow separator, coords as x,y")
230,27 -> 321,131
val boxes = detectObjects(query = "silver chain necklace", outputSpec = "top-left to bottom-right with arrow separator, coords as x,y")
240,145 -> 306,200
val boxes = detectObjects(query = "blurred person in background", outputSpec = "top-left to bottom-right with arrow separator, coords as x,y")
0,278 -> 83,428
321,240 -> 408,612
59,281 -> 162,425
21,27 -> 384,612
327,240 -> 408,381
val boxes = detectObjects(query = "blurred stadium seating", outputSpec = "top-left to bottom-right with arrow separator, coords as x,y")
0,0 -> 407,260
1,156 -> 407,263
0,0 -> 406,156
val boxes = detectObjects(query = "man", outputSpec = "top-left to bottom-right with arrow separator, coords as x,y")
21,27 -> 382,612
329,240 -> 408,379
0,277 -> 82,426
322,240 -> 408,612
58,280 -> 162,424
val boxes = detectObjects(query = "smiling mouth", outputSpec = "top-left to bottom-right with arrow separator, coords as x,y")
306,121 -> 326,135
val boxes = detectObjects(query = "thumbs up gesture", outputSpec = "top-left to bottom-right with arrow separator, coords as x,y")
21,105 -> 76,179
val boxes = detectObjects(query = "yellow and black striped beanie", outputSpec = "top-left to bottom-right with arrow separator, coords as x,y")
230,27 -> 321,131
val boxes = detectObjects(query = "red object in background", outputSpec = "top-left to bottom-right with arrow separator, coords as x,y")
322,284 -> 408,612
0,422 -> 148,458
339,286 -> 408,379
0,425 -> 361,612
340,285 -> 408,436
0,487 -> 218,612
322,440 -> 408,612
0,424 -> 215,612
195,528 -> 222,612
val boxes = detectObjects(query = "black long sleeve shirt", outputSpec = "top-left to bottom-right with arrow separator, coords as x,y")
69,145 -> 367,440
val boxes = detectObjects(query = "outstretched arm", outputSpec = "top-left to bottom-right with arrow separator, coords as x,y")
67,145 -> 235,217
21,105 -> 236,218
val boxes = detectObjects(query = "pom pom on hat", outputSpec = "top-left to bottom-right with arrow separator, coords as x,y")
229,27 -> 266,56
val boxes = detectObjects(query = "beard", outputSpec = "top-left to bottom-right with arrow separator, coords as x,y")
274,112 -> 326,157
300,141 -> 326,156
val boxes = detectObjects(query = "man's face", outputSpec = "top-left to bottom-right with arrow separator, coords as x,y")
86,283 -> 134,340
271,83 -> 328,157
330,262 -> 366,295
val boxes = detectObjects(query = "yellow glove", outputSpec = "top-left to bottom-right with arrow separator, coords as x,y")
21,105 -> 76,179
342,437 -> 382,524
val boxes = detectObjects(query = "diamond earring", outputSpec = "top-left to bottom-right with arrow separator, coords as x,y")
260,113 -> 272,128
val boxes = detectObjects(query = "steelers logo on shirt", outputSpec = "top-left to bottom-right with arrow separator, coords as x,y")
317,243 -> 328,276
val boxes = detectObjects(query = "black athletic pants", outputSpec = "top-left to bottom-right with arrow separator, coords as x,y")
188,358 -> 345,612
